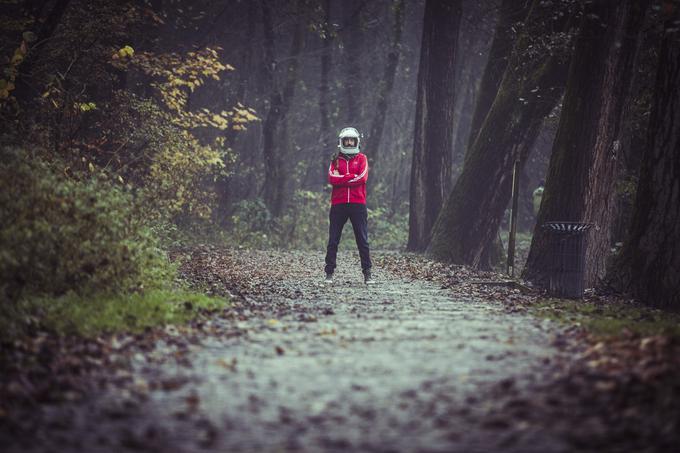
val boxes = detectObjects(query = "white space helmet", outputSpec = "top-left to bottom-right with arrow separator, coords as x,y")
338,127 -> 360,155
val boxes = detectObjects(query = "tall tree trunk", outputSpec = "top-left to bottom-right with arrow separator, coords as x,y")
465,0 -> 531,151
406,0 -> 462,252
427,0 -> 573,265
343,0 -> 364,123
215,0 -> 258,225
614,5 -> 680,308
523,0 -> 648,287
450,73 -> 475,168
261,1 -> 304,217
447,0 -> 496,172
317,0 -> 334,186
367,0 -> 404,165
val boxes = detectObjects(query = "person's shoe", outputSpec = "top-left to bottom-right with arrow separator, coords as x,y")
363,270 -> 375,284
325,273 -> 333,284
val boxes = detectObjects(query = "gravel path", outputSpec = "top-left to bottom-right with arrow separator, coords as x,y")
4,250 -> 579,453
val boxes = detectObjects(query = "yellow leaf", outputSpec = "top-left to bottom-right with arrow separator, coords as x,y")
88,162 -> 95,172
118,45 -> 135,58
76,102 -> 97,111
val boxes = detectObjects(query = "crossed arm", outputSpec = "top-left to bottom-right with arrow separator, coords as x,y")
328,156 -> 369,187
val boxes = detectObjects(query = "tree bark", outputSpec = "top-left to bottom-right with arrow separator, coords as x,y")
406,0 -> 462,252
427,0 -> 573,265
612,5 -> 680,308
448,0 -> 497,172
261,1 -> 304,217
523,0 -> 648,287
215,0 -> 258,225
367,0 -> 404,165
317,0 -> 334,184
343,0 -> 364,123
465,0 -> 531,151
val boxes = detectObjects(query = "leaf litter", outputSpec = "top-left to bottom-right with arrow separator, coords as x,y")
0,246 -> 678,452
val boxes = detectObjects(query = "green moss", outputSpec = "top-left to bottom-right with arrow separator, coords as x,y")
0,289 -> 229,339
532,298 -> 680,338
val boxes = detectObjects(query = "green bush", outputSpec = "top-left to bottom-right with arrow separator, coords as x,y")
226,192 -> 407,251
368,205 -> 408,250
280,190 -> 331,250
229,198 -> 278,248
0,148 -> 174,302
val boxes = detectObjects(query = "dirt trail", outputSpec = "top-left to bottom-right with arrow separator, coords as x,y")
4,250 -> 585,452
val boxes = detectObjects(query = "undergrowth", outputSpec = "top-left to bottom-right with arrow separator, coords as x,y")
226,195 -> 407,251
0,148 -> 174,302
532,298 -> 680,338
0,289 -> 228,340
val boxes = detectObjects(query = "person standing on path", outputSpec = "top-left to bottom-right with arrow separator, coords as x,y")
325,127 -> 374,284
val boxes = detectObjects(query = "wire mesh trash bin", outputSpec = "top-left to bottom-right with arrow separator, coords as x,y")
543,222 -> 594,298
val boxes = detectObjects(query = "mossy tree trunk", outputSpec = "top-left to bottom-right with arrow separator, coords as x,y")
465,0 -> 531,268
261,1 -> 304,217
427,0 -> 573,265
465,0 -> 531,151
613,6 -> 680,308
406,0 -> 462,252
523,0 -> 649,287
449,0 -> 507,173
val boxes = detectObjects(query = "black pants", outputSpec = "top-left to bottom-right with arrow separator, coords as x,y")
324,203 -> 372,274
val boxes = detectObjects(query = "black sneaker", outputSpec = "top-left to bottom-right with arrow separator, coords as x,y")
364,270 -> 375,284
325,273 -> 333,283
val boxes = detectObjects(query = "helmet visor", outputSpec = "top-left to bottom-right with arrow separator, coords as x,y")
341,137 -> 358,148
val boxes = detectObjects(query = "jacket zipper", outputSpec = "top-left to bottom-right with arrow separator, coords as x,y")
346,158 -> 350,203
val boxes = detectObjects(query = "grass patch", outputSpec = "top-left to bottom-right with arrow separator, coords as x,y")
532,298 -> 680,338
498,229 -> 533,273
1,289 -> 228,339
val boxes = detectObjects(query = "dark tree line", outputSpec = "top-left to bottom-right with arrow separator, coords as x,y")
523,0 -> 649,286
406,0 -> 680,307
615,3 -> 680,308
407,0 -> 461,251
1,0 -> 436,251
2,0 -> 678,307
427,0 -> 574,263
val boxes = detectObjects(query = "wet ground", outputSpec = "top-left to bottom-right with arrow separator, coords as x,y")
2,249 -> 673,452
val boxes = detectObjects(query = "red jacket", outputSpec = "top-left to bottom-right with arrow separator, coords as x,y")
328,152 -> 368,205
